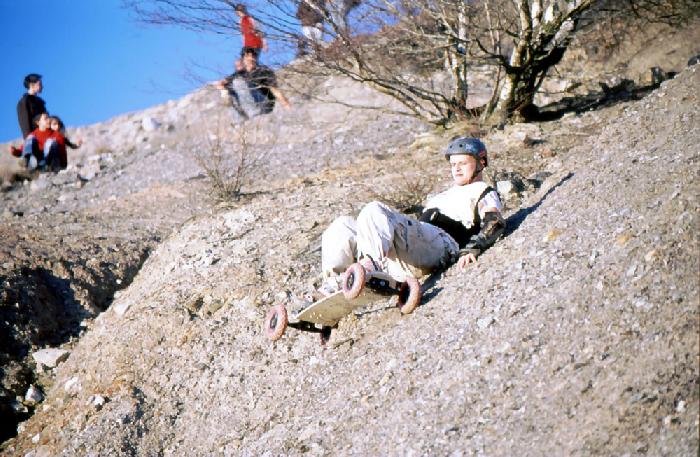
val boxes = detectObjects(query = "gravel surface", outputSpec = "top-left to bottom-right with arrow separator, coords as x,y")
1,43 -> 698,456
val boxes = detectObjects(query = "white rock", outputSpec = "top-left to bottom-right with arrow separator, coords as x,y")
32,348 -> 70,368
64,377 -> 80,392
142,116 -> 161,131
496,180 -> 516,196
91,394 -> 106,410
78,164 -> 100,181
477,317 -> 493,329
29,178 -> 50,192
676,400 -> 686,412
113,300 -> 132,317
25,385 -> 44,404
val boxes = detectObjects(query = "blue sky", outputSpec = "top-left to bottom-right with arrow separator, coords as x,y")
0,0 -> 292,143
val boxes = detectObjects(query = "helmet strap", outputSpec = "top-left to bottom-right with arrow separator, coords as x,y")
467,163 -> 483,184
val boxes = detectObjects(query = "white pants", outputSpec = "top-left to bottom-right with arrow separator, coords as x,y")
327,0 -> 349,31
302,24 -> 323,44
321,201 -> 459,280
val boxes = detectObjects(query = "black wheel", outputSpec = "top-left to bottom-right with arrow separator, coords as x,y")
343,263 -> 366,300
264,304 -> 288,341
397,277 -> 421,315
319,326 -> 333,346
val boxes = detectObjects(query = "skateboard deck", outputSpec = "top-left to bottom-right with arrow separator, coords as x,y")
264,264 -> 422,343
290,287 -> 388,327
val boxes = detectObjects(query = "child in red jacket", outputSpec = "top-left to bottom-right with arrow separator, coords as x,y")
235,4 -> 267,58
8,112 -> 59,170
49,115 -> 82,169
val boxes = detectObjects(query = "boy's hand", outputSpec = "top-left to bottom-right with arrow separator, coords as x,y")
8,144 -> 21,157
457,253 -> 478,271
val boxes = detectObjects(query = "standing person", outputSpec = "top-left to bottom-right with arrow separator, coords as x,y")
16,74 -> 47,139
235,4 -> 267,58
326,0 -> 360,33
8,113 -> 59,171
49,115 -> 83,169
296,0 -> 326,57
314,137 -> 505,297
216,47 -> 291,117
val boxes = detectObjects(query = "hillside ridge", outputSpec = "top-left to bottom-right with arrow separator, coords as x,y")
1,60 -> 697,455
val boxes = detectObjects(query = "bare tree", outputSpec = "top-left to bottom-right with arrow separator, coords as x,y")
126,0 -> 699,125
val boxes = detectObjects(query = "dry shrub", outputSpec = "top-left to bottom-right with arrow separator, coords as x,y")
368,163 -> 437,216
195,127 -> 263,203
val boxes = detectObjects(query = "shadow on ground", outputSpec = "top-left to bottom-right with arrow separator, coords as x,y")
534,78 -> 671,121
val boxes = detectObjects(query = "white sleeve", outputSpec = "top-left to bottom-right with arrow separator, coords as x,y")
477,190 -> 503,220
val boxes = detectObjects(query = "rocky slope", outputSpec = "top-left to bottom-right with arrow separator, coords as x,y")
1,33 -> 699,457
1,66 -> 698,457
0,73 -> 429,444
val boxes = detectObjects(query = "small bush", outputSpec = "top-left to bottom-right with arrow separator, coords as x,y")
195,128 -> 262,203
368,163 -> 438,216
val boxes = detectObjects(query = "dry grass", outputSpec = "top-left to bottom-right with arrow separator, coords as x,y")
367,156 -> 440,216
194,127 -> 263,203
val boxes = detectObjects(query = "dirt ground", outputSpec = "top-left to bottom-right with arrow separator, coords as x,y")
1,20 -> 698,457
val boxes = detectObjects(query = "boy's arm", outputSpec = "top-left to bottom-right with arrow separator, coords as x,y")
65,137 -> 82,149
456,210 -> 505,269
17,97 -> 31,138
269,87 -> 291,109
457,199 -> 506,269
215,74 -> 235,90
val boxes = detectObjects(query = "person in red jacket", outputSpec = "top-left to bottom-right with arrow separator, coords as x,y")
49,115 -> 82,169
8,112 -> 59,171
235,4 -> 267,58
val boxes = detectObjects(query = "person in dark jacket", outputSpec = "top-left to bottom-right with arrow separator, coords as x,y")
16,74 -> 47,138
296,0 -> 326,57
216,48 -> 291,117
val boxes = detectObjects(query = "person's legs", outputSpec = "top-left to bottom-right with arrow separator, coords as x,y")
22,135 -> 41,170
307,24 -> 323,45
44,138 -> 60,171
321,215 -> 358,273
231,78 -> 259,118
355,201 -> 458,277
225,85 -> 249,122
299,25 -> 323,56
297,33 -> 308,57
328,0 -> 348,32
311,215 -> 358,296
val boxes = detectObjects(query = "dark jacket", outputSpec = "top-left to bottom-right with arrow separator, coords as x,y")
17,93 -> 47,138
225,65 -> 279,114
296,0 -> 326,26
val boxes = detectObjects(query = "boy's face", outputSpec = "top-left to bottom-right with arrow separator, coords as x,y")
242,52 -> 257,71
29,80 -> 43,94
450,154 -> 479,186
37,114 -> 50,130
